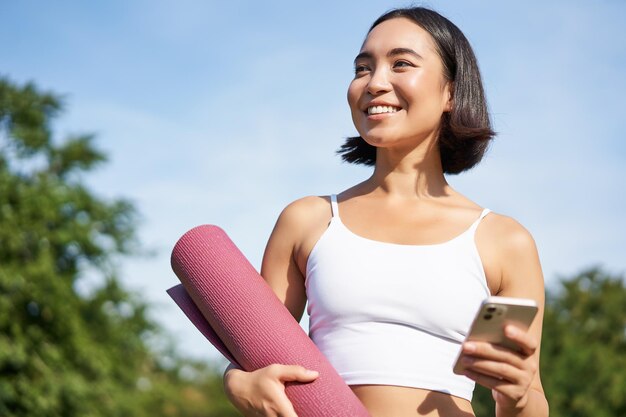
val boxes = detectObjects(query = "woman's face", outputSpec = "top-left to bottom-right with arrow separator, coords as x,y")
347,17 -> 452,150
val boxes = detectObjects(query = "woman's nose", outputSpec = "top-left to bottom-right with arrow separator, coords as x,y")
367,68 -> 392,95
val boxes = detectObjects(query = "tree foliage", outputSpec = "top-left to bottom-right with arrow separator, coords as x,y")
541,267 -> 626,417
0,77 -> 239,416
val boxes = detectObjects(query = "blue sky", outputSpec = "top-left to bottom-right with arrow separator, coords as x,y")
2,0 -> 625,362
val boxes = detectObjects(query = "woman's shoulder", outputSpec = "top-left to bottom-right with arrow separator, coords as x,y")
477,211 -> 543,294
272,195 -> 335,271
274,195 -> 333,238
279,195 -> 331,222
480,210 -> 537,253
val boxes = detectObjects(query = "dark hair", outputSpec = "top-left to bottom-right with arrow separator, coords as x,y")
337,7 -> 495,174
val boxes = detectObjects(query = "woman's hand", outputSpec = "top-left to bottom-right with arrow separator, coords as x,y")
223,363 -> 319,417
460,324 -> 539,411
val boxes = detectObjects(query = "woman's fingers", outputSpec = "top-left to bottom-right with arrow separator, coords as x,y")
251,379 -> 301,417
504,325 -> 538,357
251,365 -> 318,417
462,324 -> 538,359
272,390 -> 300,417
269,364 -> 319,417
462,341 -> 525,367
464,369 -> 508,389
462,356 -> 533,384
462,340 -> 537,381
273,364 -> 320,383
463,370 -> 529,407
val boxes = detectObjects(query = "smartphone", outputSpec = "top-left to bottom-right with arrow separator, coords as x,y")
453,296 -> 538,375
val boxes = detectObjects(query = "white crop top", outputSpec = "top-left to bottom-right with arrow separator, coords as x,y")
305,195 -> 491,401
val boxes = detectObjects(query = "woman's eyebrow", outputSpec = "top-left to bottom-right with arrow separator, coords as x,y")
354,47 -> 424,64
353,51 -> 373,64
388,47 -> 423,60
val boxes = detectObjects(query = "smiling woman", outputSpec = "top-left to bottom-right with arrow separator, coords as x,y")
222,6 -> 548,417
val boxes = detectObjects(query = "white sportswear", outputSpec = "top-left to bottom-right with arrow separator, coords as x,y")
305,194 -> 491,401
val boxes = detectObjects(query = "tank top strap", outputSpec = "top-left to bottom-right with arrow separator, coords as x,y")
468,208 -> 491,234
330,194 -> 339,218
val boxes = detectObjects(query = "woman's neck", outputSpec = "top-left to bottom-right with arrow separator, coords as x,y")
367,142 -> 450,200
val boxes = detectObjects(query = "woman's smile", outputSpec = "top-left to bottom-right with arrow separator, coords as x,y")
366,103 -> 403,121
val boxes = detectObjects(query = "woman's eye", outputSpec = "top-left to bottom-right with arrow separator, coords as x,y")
354,64 -> 370,74
393,60 -> 413,69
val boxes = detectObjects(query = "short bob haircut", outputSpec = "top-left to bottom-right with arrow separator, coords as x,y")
337,7 -> 495,175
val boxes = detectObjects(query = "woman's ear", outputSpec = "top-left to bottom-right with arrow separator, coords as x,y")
444,82 -> 454,112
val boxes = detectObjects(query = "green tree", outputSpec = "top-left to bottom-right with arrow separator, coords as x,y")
0,77 -> 239,416
541,267 -> 626,417
471,266 -> 626,417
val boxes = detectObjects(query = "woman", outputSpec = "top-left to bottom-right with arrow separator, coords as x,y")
223,7 -> 548,417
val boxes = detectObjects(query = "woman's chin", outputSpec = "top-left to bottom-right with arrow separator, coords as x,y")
361,134 -> 401,148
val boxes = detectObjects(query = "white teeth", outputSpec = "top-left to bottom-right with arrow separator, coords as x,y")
367,105 -> 400,115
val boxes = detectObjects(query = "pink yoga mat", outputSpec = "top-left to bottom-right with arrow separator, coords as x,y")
168,225 -> 370,417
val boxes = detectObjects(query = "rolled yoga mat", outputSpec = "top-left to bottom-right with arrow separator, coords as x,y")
168,225 -> 371,417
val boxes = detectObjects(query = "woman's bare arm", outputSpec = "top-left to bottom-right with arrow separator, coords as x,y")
468,215 -> 549,417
